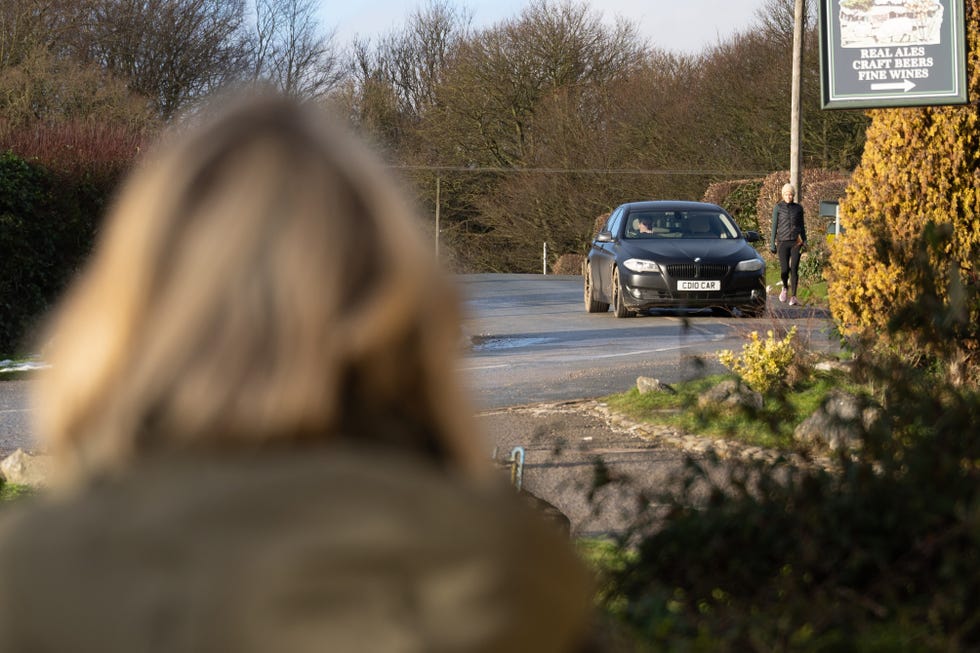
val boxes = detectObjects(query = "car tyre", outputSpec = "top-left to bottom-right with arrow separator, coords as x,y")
612,268 -> 634,318
583,263 -> 609,313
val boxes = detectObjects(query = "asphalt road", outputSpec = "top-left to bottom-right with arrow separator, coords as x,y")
2,273 -> 839,535
458,273 -> 840,409
0,380 -> 33,458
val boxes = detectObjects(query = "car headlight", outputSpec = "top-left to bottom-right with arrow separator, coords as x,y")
736,258 -> 764,272
623,258 -> 661,273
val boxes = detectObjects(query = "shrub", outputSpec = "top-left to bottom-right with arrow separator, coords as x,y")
0,143 -> 132,354
0,152 -> 55,353
0,46 -> 154,132
0,120 -> 144,178
797,245 -> 827,285
703,178 -> 763,232
591,212 -> 610,239
604,358 -> 980,651
826,0 -> 980,383
552,253 -> 584,275
718,326 -> 798,394
0,482 -> 35,502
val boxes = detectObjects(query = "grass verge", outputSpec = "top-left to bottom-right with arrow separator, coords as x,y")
604,371 -> 863,450
0,355 -> 44,381
0,482 -> 35,502
765,264 -> 828,306
0,371 -> 38,382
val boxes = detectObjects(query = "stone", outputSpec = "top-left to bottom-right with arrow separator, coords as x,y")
794,390 -> 878,453
1,449 -> 51,488
636,376 -> 676,395
815,359 -> 855,374
697,379 -> 763,411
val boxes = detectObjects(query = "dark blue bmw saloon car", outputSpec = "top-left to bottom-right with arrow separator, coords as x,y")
584,200 -> 767,317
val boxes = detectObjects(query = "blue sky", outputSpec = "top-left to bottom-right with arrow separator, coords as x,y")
320,0 -> 768,54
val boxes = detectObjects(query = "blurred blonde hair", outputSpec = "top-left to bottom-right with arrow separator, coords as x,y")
34,92 -> 488,478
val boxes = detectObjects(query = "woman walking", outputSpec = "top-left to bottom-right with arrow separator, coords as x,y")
770,183 -> 807,306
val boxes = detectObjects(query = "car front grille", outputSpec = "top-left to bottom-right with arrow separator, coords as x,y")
665,263 -> 731,278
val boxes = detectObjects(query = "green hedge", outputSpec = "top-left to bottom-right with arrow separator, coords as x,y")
0,151 -> 122,354
703,178 -> 764,233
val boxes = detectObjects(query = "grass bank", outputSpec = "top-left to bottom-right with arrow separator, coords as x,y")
603,370 -> 862,451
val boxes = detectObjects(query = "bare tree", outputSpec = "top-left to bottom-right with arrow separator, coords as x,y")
411,0 -> 647,271
248,0 -> 343,99
0,0 -> 153,127
0,0 -> 93,68
342,0 -> 470,149
336,0 -> 863,272
754,0 -> 815,48
343,37 -> 402,143
433,0 -> 642,167
74,0 -> 248,119
0,44 -> 153,128
380,0 -> 471,119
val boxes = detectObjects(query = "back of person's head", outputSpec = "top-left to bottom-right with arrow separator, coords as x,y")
34,91 -> 488,479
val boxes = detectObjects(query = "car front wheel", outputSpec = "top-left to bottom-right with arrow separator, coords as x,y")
583,263 -> 609,313
612,268 -> 634,318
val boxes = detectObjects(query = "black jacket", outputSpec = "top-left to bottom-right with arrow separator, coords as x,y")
770,201 -> 806,248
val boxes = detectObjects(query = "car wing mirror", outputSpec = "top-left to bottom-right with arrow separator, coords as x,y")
596,230 -> 614,243
743,230 -> 760,242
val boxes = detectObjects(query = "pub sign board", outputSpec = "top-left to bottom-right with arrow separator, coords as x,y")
820,0 -> 968,109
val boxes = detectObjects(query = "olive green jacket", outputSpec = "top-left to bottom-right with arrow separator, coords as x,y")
0,446 -> 593,652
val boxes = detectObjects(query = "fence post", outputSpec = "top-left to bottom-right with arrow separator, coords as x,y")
542,242 -> 548,274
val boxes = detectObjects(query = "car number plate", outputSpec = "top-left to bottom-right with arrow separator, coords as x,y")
678,280 -> 720,291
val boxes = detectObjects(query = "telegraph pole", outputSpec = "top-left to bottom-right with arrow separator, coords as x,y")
790,0 -> 805,199
435,175 -> 441,257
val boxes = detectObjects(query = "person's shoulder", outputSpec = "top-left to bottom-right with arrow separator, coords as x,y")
0,450 -> 597,650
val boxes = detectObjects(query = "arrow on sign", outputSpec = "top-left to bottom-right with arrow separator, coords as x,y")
870,79 -> 917,92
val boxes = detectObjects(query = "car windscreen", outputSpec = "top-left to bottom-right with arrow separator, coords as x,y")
624,210 -> 740,239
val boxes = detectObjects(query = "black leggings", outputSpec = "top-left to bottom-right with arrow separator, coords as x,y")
777,240 -> 802,297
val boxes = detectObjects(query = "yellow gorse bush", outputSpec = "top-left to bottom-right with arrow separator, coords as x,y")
826,0 -> 980,374
718,327 -> 797,394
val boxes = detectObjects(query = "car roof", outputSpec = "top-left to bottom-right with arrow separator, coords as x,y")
619,200 -> 726,212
